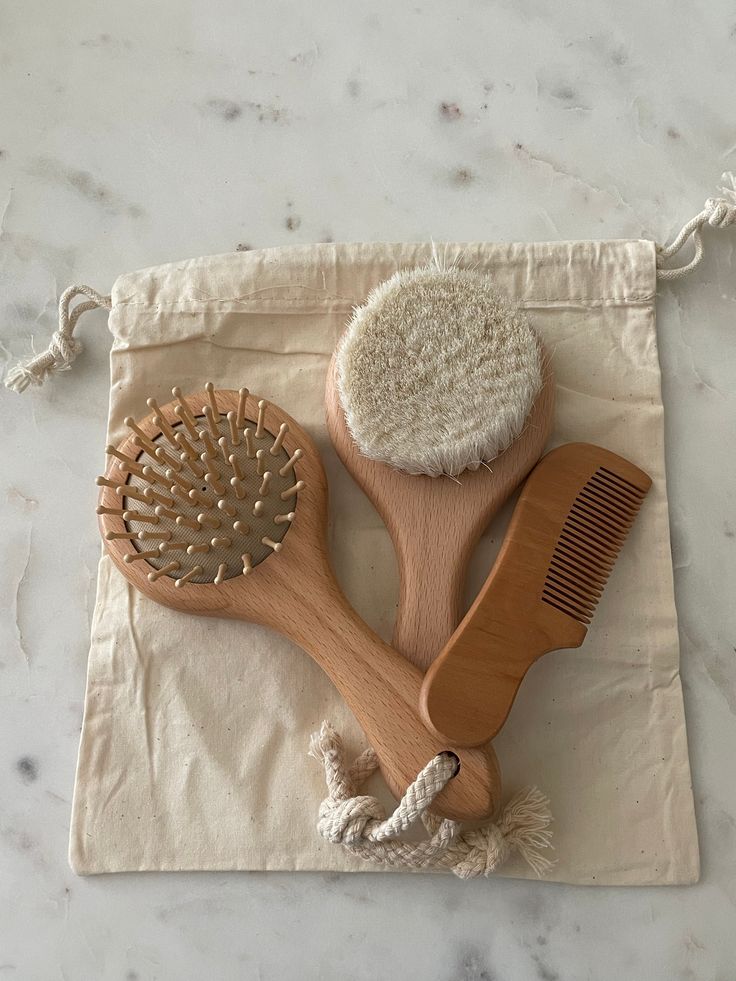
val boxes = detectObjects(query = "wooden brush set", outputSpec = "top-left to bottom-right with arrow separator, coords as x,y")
96,266 -> 651,825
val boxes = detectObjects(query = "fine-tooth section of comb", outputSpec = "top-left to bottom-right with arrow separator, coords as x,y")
96,384 -> 305,586
420,443 -> 652,748
540,465 -> 647,625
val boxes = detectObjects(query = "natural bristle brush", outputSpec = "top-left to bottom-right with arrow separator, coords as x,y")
97,384 -> 501,822
419,443 -> 652,747
325,264 -> 556,669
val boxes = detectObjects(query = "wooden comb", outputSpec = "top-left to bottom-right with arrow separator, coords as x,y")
420,443 -> 652,747
97,384 -> 501,822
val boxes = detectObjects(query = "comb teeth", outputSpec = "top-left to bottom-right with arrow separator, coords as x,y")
541,466 -> 647,624
99,384 -> 304,586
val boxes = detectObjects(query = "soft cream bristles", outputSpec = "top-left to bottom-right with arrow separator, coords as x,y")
335,265 -> 543,477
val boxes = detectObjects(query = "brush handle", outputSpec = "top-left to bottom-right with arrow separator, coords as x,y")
391,511 -> 467,669
241,552 -> 502,823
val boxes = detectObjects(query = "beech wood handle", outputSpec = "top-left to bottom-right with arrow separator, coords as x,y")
256,558 -> 502,823
392,534 -> 465,671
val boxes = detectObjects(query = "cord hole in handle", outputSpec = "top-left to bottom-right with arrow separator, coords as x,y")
439,751 -> 461,778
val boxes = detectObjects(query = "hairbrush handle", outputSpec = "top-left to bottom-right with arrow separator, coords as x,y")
391,516 -> 469,668
239,553 -> 502,823
388,420 -> 558,668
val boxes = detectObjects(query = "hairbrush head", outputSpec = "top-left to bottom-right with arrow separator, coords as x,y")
336,265 -> 544,477
97,386 -> 305,588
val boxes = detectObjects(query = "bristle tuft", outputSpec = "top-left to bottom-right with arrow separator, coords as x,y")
205,382 -> 221,423
236,388 -> 249,430
174,404 -> 199,440
227,411 -> 240,446
203,404 -> 219,439
255,400 -> 267,438
244,428 -> 255,458
148,561 -> 180,582
270,423 -> 288,456
175,566 -> 203,587
280,480 -> 304,501
123,510 -> 159,525
279,448 -> 302,477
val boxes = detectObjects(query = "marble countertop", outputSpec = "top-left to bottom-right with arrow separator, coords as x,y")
1,2 -> 735,978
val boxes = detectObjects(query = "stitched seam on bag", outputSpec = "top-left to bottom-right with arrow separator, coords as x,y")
111,294 -> 655,310
111,298 -> 356,309
520,295 -> 654,305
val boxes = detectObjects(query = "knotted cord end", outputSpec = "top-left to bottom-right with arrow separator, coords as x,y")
4,284 -> 111,393
309,721 -> 554,879
656,172 -> 736,280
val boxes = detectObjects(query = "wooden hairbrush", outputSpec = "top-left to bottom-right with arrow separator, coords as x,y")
420,443 -> 652,747
96,384 -> 501,822
325,353 -> 555,670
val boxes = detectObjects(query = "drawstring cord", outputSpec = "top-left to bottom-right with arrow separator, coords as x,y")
656,172 -> 736,280
4,284 -> 111,393
3,173 -> 734,393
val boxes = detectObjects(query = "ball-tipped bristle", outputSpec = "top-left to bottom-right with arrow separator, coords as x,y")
100,385 -> 304,586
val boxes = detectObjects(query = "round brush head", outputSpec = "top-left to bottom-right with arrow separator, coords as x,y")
335,265 -> 543,477
97,384 -> 304,586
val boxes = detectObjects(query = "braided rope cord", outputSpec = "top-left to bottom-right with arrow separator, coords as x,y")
309,722 -> 555,879
4,284 -> 111,393
656,172 -> 736,280
4,174 -> 735,394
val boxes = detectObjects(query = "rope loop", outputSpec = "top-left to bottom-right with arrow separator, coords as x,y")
4,284 -> 111,393
309,721 -> 555,879
656,172 -> 736,280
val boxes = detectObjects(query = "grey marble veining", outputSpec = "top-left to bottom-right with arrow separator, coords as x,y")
1,1 -> 735,978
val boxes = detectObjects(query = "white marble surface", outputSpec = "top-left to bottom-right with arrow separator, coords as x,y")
1,1 -> 735,978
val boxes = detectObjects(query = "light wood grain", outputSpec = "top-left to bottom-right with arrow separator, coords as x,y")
324,354 -> 556,670
100,389 -> 502,823
420,444 -> 652,747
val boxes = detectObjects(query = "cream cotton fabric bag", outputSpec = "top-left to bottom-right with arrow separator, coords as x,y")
44,237 -> 702,884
